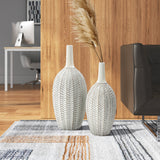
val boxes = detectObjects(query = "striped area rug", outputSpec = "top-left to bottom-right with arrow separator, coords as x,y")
0,120 -> 160,160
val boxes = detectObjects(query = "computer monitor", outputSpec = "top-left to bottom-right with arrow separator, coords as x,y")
12,21 -> 34,47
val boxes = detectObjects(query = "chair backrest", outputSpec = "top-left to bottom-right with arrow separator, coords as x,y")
144,45 -> 160,96
144,45 -> 160,84
20,52 -> 40,69
121,43 -> 152,114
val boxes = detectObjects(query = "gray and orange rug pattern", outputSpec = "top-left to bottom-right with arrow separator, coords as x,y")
0,135 -> 90,160
0,120 -> 160,160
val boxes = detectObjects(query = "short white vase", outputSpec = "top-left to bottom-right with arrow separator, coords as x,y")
86,62 -> 116,136
52,45 -> 87,130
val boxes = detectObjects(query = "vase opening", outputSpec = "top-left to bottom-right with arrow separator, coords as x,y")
66,45 -> 74,68
97,62 -> 106,83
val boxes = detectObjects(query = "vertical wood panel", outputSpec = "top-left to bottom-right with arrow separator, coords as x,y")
41,0 -> 160,119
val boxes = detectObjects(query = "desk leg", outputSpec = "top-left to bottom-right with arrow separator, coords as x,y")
10,51 -> 13,88
4,50 -> 8,91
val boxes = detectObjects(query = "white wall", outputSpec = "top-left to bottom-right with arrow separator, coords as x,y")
0,0 -> 40,84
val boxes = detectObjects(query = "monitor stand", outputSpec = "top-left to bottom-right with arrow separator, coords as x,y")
15,33 -> 23,47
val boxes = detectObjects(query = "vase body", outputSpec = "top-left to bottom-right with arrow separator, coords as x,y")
52,45 -> 87,130
86,62 -> 116,136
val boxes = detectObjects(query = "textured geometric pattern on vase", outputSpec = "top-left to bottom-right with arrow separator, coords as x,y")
86,82 -> 116,136
53,67 -> 87,130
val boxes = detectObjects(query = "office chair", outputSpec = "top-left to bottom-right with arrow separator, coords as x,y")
20,52 -> 40,85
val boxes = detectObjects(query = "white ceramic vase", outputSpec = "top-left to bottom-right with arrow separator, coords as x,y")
52,45 -> 87,130
86,62 -> 116,136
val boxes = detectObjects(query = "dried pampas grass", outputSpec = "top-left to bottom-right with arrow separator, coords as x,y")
71,0 -> 103,62
71,0 -> 96,25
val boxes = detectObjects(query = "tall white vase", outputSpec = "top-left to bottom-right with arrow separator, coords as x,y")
52,45 -> 87,130
86,62 -> 116,136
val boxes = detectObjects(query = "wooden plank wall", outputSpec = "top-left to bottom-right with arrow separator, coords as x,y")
41,0 -> 160,119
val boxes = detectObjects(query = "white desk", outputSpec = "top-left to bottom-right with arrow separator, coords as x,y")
4,47 -> 41,91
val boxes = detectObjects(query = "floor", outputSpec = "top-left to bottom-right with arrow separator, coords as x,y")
0,84 -> 40,136
0,84 -> 157,137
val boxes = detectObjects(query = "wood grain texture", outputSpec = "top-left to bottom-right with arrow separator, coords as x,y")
0,120 -> 14,136
0,85 -> 40,136
0,85 -> 40,121
41,0 -> 160,119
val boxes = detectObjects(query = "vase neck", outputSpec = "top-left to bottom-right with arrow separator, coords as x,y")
66,45 -> 74,67
97,62 -> 106,83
